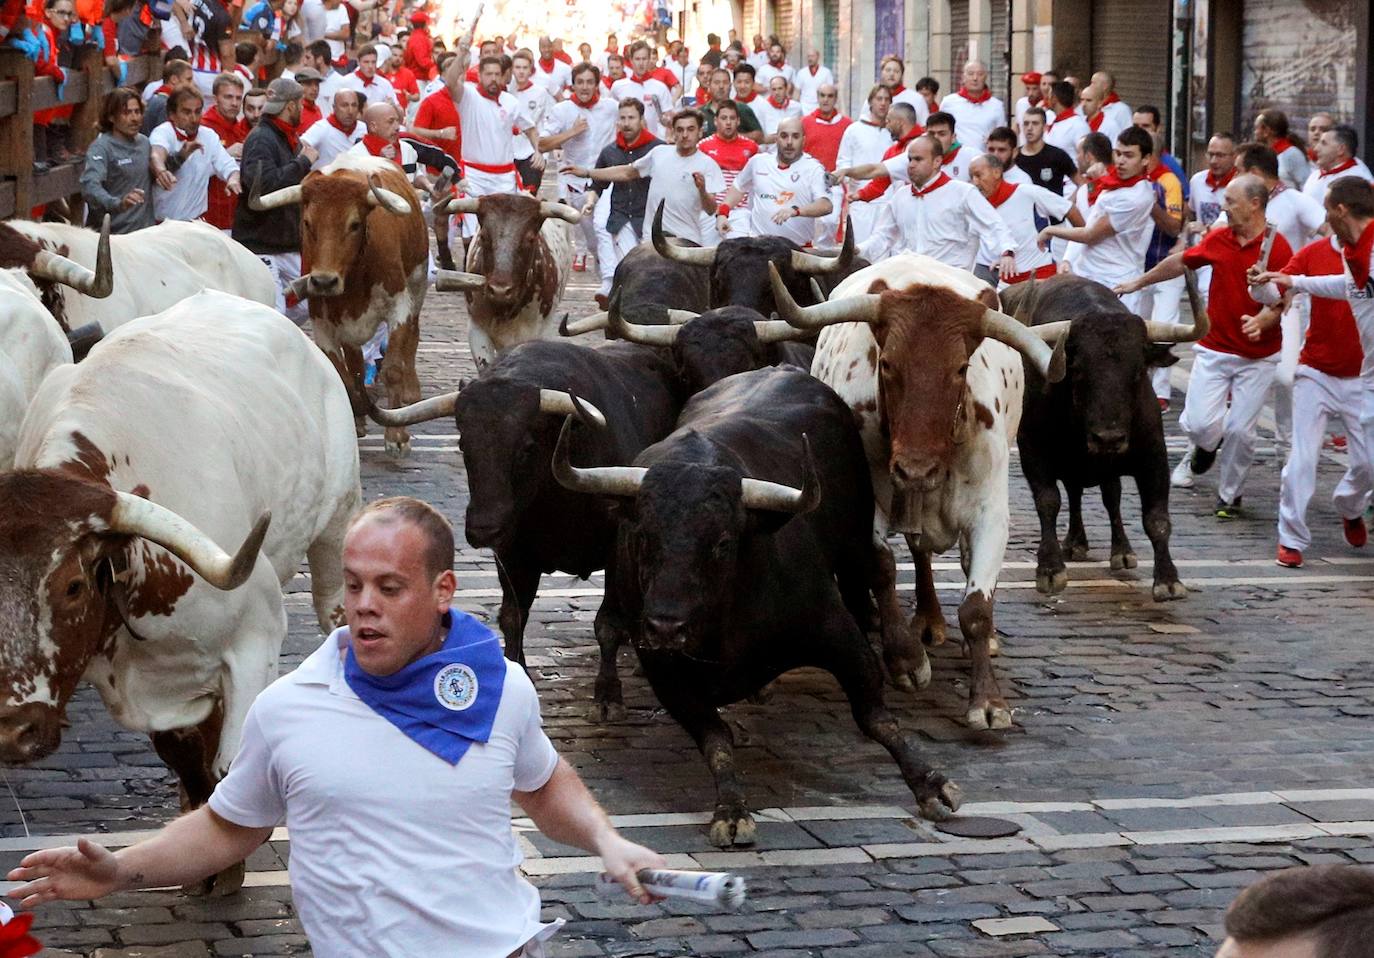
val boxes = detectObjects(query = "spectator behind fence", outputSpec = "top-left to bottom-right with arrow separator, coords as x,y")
1218,864 -> 1374,957
81,87 -> 154,232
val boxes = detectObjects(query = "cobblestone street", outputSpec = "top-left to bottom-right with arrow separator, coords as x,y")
3,266 -> 1373,958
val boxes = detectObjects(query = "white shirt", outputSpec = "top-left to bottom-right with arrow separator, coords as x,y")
1262,186 -> 1327,254
208,629 -> 560,958
1045,112 -> 1090,158
1302,159 -> 1374,205
508,83 -> 552,161
1004,163 -> 1031,186
317,69 -> 346,115
632,144 -> 724,243
298,0 -> 326,43
752,97 -> 803,153
149,121 -> 238,221
1188,170 -> 1232,229
986,182 -> 1074,275
458,88 -> 528,168
879,145 -> 983,185
301,117 -> 364,170
754,61 -> 795,92
938,90 -> 1006,152
543,95 -> 619,193
733,152 -> 829,245
321,4 -> 349,60
892,88 -> 930,126
532,58 -> 571,99
1013,95 -> 1039,132
862,174 -> 1014,269
836,119 -> 893,172
1276,144 -> 1310,192
793,64 -> 833,113
1086,111 -> 1127,144
610,76 -> 673,136
1065,180 -> 1156,286
1100,99 -> 1133,139
338,71 -> 398,108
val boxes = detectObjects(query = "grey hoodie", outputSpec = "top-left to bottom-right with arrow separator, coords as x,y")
81,132 -> 155,233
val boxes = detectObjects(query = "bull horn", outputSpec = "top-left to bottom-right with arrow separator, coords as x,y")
651,201 -> 716,266
66,321 -> 104,361
1145,267 -> 1211,344
562,311 -> 608,336
740,435 -> 821,514
808,278 -> 826,303
608,298 -> 681,347
109,493 -> 270,591
1029,320 -> 1072,342
770,261 -> 880,329
249,182 -> 303,211
788,221 -> 854,275
551,416 -> 645,498
440,196 -> 481,215
367,391 -> 459,427
539,389 -> 607,427
30,215 -> 113,298
980,308 -> 1066,383
753,319 -> 813,344
539,201 -> 582,224
367,176 -> 413,215
285,274 -> 313,302
434,270 -> 486,292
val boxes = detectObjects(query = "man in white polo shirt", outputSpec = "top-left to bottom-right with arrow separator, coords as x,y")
611,41 -> 674,136
716,116 -> 830,243
1303,126 -> 1374,205
6,496 -> 664,958
970,153 -> 1080,286
542,62 -> 618,270
149,87 -> 241,222
793,48 -> 832,114
300,88 -> 364,169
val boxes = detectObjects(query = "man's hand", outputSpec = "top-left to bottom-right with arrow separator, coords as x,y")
771,205 -> 795,225
563,164 -> 589,178
1249,269 -> 1293,288
1113,276 -> 1142,295
691,172 -> 706,193
716,213 -> 731,235
1057,259 -> 1074,276
226,172 -> 242,195
997,252 -> 1016,281
1242,306 -> 1282,341
227,142 -> 244,159
596,833 -> 667,905
119,188 -> 145,210
178,140 -> 202,160
300,143 -> 320,164
155,169 -> 176,190
570,116 -> 589,136
7,838 -> 120,908
529,151 -> 546,171
1036,226 -> 1055,250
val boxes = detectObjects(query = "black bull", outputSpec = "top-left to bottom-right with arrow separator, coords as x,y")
552,367 -> 962,848
1005,272 -> 1209,602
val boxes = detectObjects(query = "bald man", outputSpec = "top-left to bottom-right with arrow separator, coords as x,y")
716,116 -> 831,244
939,60 -> 1006,151
1090,70 -> 1133,135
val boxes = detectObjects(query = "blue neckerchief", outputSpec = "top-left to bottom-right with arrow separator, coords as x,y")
343,608 -> 507,765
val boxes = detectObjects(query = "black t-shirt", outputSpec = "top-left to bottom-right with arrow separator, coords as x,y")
1016,144 -> 1076,197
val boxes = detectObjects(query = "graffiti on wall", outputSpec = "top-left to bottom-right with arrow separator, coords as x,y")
1240,0 -> 1357,130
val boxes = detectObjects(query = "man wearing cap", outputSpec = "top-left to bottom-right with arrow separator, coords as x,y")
294,66 -> 325,131
404,9 -> 437,81
234,76 -> 318,323
1012,71 -> 1041,143
7,495 -> 666,958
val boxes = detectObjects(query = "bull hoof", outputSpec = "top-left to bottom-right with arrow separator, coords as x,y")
185,860 -> 244,897
708,809 -> 757,848
1152,579 -> 1188,602
385,439 -> 410,458
1035,568 -> 1068,595
354,418 -> 367,439
1111,551 -> 1138,570
910,611 -> 948,647
966,698 -> 1013,731
590,699 -> 626,723
1062,541 -> 1089,561
914,777 -> 963,821
885,642 -> 932,692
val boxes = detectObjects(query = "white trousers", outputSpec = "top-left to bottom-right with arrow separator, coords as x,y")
257,251 -> 307,325
595,222 -> 639,295
559,182 -> 598,255
461,167 -> 520,236
1278,366 -> 1372,550
1271,295 -> 1310,448
1139,273 -> 1184,400
1178,344 -> 1279,503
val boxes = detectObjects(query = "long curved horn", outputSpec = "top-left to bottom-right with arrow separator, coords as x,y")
788,222 -> 854,275
539,389 -> 607,427
109,493 -> 270,591
562,311 -> 609,335
808,278 -> 826,303
980,308 -> 1066,383
30,215 -> 113,298
608,297 -> 681,347
651,201 -> 716,266
753,319 -> 814,344
1029,320 -> 1072,342
367,176 -> 413,215
551,416 -> 645,497
1144,267 -> 1210,344
249,183 -> 303,211
540,201 -> 582,224
367,391 -> 459,427
434,270 -> 486,292
740,435 -> 821,514
440,196 -> 481,215
770,262 -> 880,329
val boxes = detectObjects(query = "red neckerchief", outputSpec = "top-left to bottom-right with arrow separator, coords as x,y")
1147,163 -> 1169,182
576,91 -> 600,108
1308,148 -> 1319,162
553,50 -> 572,64
1205,167 -> 1235,190
357,71 -> 376,87
1344,219 -> 1374,289
1272,136 -> 1293,155
753,44 -> 764,53
327,113 -> 357,135
810,108 -> 839,122
767,94 -> 788,110
171,124 -> 193,142
601,75 -> 613,89
860,117 -> 882,127
808,65 -> 819,75
1053,107 -> 1076,124
888,83 -> 906,96
1102,92 -> 1120,106
1321,158 -> 1358,178
1090,168 -> 1145,204
942,143 -> 962,165
986,180 -> 1017,208
616,128 -> 655,151
694,88 -> 708,104
957,86 -> 991,104
269,115 -> 299,150
912,172 -> 950,197
477,84 -> 503,102
736,91 -> 757,104
515,80 -> 533,91
538,57 -> 555,72
362,132 -> 399,162
154,83 -> 173,96
1088,111 -> 1104,131
630,72 -> 653,84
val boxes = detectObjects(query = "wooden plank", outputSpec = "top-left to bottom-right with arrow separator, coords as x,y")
30,71 -> 90,113
0,50 -> 35,215
0,80 -> 15,120
32,162 -> 84,209
0,180 -> 14,219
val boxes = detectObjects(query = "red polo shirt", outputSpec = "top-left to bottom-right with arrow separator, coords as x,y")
800,109 -> 851,172
1284,237 -> 1364,377
1183,225 -> 1293,360
412,88 -> 462,164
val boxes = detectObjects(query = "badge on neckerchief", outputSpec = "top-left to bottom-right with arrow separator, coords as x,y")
344,608 -> 507,764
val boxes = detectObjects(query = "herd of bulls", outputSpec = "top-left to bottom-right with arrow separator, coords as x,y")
0,165 -> 1212,878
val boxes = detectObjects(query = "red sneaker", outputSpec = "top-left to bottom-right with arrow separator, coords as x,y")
1343,516 -> 1368,548
1333,434 -> 1348,450
1157,397 -> 1170,413
572,253 -> 587,272
1276,545 -> 1304,568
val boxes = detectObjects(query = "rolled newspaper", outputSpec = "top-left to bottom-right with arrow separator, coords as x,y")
595,868 -> 747,910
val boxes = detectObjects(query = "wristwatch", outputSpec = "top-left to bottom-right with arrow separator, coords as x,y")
790,205 -> 801,216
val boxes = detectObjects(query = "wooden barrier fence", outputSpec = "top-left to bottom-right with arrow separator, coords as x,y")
0,47 -> 160,220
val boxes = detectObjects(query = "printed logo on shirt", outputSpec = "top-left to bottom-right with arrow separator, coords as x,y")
1350,279 -> 1374,300
434,663 -> 479,711
1039,168 -> 1052,182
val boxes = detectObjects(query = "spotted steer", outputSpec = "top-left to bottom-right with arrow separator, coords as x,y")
0,292 -> 360,893
772,254 -> 1064,730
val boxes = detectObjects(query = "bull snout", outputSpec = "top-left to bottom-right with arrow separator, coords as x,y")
892,456 -> 946,493
485,277 -> 515,305
1087,429 -> 1130,457
641,614 -> 689,651
464,518 -> 507,551
306,272 -> 344,297
0,703 -> 62,764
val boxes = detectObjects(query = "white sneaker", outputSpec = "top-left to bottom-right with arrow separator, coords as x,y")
1171,449 -> 1195,488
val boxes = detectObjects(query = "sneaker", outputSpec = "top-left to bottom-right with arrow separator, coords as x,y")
1343,516 -> 1368,548
1215,496 -> 1244,520
1157,397 -> 1170,413
1191,441 -> 1221,475
572,253 -> 586,272
1276,545 -> 1303,568
1170,454 -> 1195,488
1331,434 -> 1348,451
